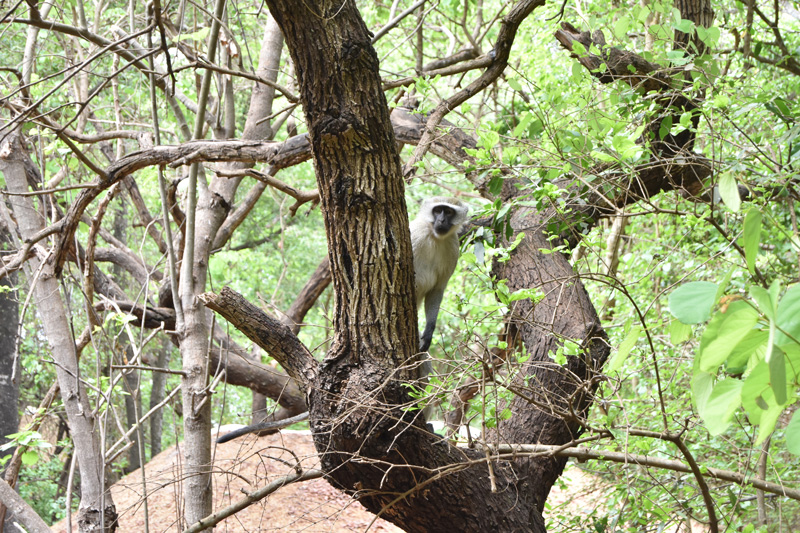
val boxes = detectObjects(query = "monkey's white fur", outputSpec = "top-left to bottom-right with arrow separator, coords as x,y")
410,197 -> 469,354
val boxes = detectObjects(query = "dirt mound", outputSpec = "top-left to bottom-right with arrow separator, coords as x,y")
53,428 -> 402,532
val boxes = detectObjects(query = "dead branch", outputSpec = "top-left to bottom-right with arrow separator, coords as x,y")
200,287 -> 317,390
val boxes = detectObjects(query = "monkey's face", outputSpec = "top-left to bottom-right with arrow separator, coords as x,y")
431,205 -> 459,238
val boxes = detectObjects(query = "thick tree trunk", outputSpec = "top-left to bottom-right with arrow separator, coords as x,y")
0,131 -> 117,532
260,2 -> 548,530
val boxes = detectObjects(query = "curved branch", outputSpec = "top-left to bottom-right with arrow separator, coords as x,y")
200,287 -> 317,389
404,0 -> 545,176
183,468 -> 324,533
487,443 -> 800,502
0,478 -> 51,533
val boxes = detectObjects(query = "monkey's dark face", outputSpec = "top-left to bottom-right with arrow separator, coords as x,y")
431,205 -> 458,237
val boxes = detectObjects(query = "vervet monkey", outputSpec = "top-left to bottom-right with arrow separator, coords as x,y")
217,198 -> 468,442
411,197 -> 469,358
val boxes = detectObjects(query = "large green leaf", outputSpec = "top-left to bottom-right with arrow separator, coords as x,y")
749,285 -> 775,319
755,404 -> 784,446
669,281 -> 718,324
691,371 -> 714,413
776,284 -> 800,347
741,361 -> 778,426
699,378 -> 743,435
696,300 -> 759,373
669,319 -> 691,345
768,345 -> 787,405
783,343 -> 800,381
725,329 -> 768,371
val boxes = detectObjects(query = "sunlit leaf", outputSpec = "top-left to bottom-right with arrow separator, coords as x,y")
669,281 -> 718,324
699,378 -> 743,435
696,301 -> 759,372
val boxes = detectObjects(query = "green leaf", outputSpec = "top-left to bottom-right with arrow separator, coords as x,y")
712,93 -> 730,109
699,378 -> 743,435
755,404 -> 783,446
768,345 -> 787,405
21,450 -> 39,466
714,267 -> 737,302
674,18 -> 695,34
786,409 -> 800,455
783,343 -> 800,382
742,361 -> 771,422
680,111 -> 694,129
692,371 -> 714,413
703,26 -> 721,47
479,130 -> 500,151
775,98 -> 791,117
743,208 -> 762,275
718,172 -> 741,212
607,325 -> 642,373
750,285 -> 774,320
658,115 -> 673,140
726,329 -> 768,370
669,318 -> 692,345
696,300 -> 759,372
669,281 -> 718,324
776,284 -> 800,347
613,16 -> 631,41
512,112 -> 534,138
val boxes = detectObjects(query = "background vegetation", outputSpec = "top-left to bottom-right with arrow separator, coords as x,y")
1,0 -> 799,531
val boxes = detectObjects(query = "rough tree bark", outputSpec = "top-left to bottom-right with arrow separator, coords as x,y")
0,225 -> 19,533
0,131 -> 117,531
238,1 -> 553,530
0,226 -> 18,457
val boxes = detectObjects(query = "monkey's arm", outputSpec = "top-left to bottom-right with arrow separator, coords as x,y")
216,411 -> 309,443
419,286 -> 445,352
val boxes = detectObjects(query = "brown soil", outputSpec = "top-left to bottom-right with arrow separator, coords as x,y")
53,428 -> 402,532
50,428 -> 704,532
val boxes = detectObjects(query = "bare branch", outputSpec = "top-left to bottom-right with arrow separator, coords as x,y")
0,477 -> 51,533
486,443 -> 800,502
200,287 -> 317,389
404,0 -> 545,176
183,468 -> 324,533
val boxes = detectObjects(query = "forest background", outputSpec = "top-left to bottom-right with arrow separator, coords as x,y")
0,0 -> 799,531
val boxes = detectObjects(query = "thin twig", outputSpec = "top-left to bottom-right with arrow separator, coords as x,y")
111,364 -> 187,376
182,469 -> 324,532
